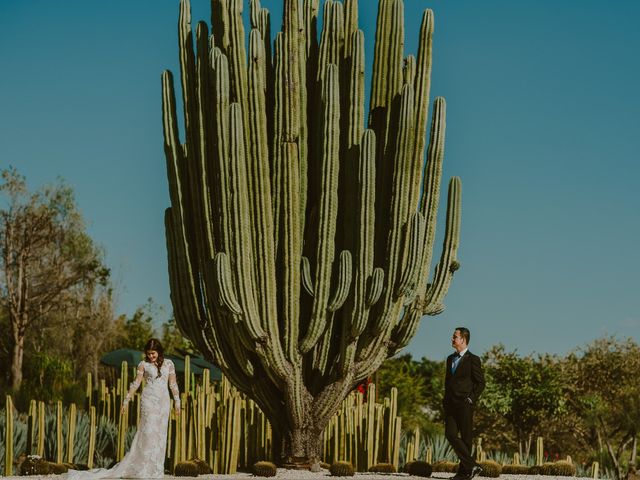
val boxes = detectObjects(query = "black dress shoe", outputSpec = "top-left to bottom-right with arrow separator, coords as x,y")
469,465 -> 483,479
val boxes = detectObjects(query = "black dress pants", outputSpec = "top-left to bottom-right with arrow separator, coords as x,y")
445,402 -> 475,474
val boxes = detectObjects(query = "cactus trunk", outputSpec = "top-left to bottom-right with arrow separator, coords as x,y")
163,0 -> 462,466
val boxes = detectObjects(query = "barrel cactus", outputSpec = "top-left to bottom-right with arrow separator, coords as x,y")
162,0 -> 462,466
406,460 -> 433,477
253,461 -> 278,477
330,461 -> 355,476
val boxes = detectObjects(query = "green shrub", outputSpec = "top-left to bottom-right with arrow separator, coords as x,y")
406,460 -> 433,477
478,460 -> 502,478
320,461 -> 331,469
330,461 -> 355,476
174,460 -> 199,476
252,461 -> 277,477
369,463 -> 397,473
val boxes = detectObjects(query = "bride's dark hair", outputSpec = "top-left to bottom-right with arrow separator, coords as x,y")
144,338 -> 164,378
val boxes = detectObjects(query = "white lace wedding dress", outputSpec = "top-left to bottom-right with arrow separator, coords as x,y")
67,359 -> 180,479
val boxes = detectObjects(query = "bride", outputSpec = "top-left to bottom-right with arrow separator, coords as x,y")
68,339 -> 180,479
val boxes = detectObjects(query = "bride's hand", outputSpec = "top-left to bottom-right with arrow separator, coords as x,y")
174,407 -> 180,417
120,404 -> 127,414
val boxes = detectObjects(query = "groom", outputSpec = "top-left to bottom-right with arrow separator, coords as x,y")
444,327 -> 485,480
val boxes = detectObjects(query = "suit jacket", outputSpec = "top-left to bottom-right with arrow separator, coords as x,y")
444,351 -> 485,408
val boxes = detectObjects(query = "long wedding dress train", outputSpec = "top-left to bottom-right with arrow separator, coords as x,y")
66,359 -> 180,479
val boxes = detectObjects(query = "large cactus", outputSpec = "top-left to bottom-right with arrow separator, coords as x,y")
162,0 -> 461,466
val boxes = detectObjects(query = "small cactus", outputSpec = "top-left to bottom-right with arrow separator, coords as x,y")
174,460 -> 199,477
501,464 -> 530,475
188,458 -> 212,475
369,463 -> 397,473
330,461 -> 355,476
547,461 -> 577,477
406,460 -> 433,477
19,456 -> 51,476
432,460 -> 458,473
529,465 -> 542,475
252,461 -> 277,477
478,460 -> 502,478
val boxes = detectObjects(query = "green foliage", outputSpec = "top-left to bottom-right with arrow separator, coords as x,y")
377,354 -> 445,434
479,345 -> 565,446
112,298 -> 159,351
161,317 -> 198,356
329,461 -> 355,476
252,461 -> 277,477
406,460 -> 433,477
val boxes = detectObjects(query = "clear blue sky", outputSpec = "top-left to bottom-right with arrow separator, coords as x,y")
1,0 -> 638,361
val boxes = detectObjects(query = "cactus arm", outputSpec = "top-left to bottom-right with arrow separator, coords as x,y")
366,268 -> 385,307
343,0 -> 358,54
300,64 -> 341,353
346,31 -> 365,151
328,250 -> 353,312
410,10 -> 434,211
211,51 -> 233,253
247,28 -> 280,344
369,0 -> 392,112
372,83 -> 416,335
195,21 -> 216,260
422,177 -> 461,313
227,0 -> 248,111
403,55 -> 416,87
280,141 -> 302,368
210,0 -> 230,53
416,97 -> 446,298
227,103 -> 266,343
395,212 -> 426,298
301,256 -> 315,297
213,252 -> 242,315
349,129 -> 376,337
271,33 -> 284,253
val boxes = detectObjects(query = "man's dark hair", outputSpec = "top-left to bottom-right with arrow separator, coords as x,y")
456,327 -> 470,345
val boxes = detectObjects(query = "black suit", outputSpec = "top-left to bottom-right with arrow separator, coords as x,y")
443,350 -> 485,474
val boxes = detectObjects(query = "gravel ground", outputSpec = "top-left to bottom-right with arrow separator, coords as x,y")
0,472 -> 596,480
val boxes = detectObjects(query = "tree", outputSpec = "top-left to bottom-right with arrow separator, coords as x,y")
162,0 -> 461,465
0,167 -> 109,391
111,298 -> 159,351
564,337 -> 640,479
377,354 -> 442,434
479,345 -> 566,456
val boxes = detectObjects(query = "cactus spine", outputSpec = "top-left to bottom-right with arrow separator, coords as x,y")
163,0 -> 462,465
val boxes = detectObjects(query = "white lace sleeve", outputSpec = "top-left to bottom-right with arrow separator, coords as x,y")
123,361 -> 145,406
168,360 -> 181,408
